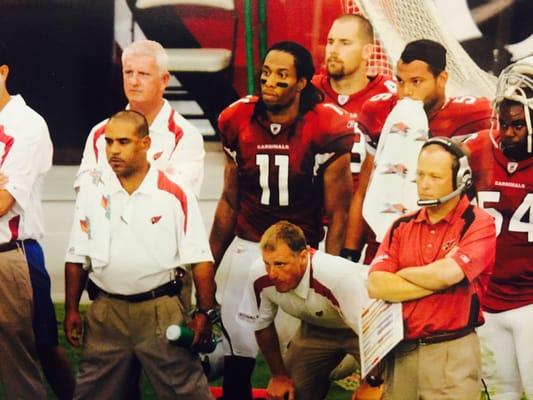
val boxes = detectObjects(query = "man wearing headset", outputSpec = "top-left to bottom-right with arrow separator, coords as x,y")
367,137 -> 496,399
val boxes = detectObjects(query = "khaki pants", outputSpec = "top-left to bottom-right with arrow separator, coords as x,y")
285,322 -> 360,400
74,294 -> 213,400
0,247 -> 46,399
383,332 -> 481,400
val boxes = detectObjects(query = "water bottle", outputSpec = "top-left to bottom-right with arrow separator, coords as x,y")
166,325 -> 217,353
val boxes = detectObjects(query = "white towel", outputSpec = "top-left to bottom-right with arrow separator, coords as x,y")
363,98 -> 429,242
70,169 -> 112,269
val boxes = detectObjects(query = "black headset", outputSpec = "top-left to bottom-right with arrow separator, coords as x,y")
417,136 -> 473,207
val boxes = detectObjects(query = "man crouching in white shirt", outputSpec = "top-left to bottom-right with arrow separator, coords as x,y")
238,220 -> 382,400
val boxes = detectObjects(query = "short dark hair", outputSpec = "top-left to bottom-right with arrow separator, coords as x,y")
334,14 -> 374,44
108,110 -> 149,138
0,41 -> 10,67
400,39 -> 446,77
260,221 -> 307,255
264,41 -> 324,115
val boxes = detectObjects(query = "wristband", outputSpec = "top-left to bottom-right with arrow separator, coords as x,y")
195,308 -> 220,323
366,375 -> 384,387
340,248 -> 362,263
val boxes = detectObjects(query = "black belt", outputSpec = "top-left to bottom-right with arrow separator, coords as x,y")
88,278 -> 183,303
402,327 -> 474,346
0,239 -> 36,253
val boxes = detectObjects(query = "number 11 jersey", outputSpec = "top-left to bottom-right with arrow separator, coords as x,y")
218,96 -> 353,246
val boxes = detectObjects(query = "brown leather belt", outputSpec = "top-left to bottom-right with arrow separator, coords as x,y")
402,327 -> 474,346
88,278 -> 183,303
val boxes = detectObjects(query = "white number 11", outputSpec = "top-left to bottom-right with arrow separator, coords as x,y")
256,154 -> 289,206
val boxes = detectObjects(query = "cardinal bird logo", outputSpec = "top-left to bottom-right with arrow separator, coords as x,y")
153,151 -> 163,161
89,170 -> 104,186
80,217 -> 91,239
151,215 -> 162,224
381,203 -> 408,215
390,122 -> 409,135
383,163 -> 408,176
101,195 -> 110,219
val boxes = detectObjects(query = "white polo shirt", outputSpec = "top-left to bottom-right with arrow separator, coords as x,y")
65,166 -> 213,295
238,248 -> 370,334
0,95 -> 53,243
78,100 -> 205,196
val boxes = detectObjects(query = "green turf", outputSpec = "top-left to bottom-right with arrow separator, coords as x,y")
45,303 -> 351,399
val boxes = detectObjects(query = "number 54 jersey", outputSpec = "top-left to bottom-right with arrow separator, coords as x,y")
218,96 -> 354,247
466,131 -> 533,313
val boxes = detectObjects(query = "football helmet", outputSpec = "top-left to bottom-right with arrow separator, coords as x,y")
493,56 -> 533,154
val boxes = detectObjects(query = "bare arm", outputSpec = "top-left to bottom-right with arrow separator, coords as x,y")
209,160 -> 239,267
396,257 -> 465,291
0,190 -> 15,217
64,262 -> 89,347
323,153 -> 352,255
344,153 -> 374,253
191,261 -> 217,311
255,323 -> 295,400
190,261 -> 217,346
367,270 -> 435,302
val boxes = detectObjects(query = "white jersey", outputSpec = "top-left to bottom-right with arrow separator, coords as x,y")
65,166 -> 213,295
78,100 -> 205,196
238,248 -> 370,334
0,95 -> 53,243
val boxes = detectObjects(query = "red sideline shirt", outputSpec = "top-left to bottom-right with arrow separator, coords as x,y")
218,96 -> 353,246
466,131 -> 533,312
370,196 -> 496,339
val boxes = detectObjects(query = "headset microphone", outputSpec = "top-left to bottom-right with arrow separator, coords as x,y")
417,184 -> 466,207
416,136 -> 473,208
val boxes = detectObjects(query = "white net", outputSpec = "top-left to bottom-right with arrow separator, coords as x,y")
342,0 -> 393,77
344,0 -> 497,99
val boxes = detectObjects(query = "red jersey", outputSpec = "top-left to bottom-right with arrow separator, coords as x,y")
370,196 -> 496,339
218,96 -> 353,246
359,94 -> 493,153
312,74 -> 396,189
466,131 -> 533,312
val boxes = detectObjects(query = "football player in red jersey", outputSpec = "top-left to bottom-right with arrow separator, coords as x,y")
465,58 -> 533,400
343,39 -> 493,264
210,41 -> 353,399
312,14 -> 396,190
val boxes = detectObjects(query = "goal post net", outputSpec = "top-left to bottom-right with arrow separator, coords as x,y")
343,0 -> 497,98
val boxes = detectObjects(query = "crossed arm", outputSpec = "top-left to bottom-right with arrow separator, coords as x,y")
367,253 -> 465,302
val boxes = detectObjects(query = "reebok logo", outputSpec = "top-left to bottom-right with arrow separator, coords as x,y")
151,215 -> 162,224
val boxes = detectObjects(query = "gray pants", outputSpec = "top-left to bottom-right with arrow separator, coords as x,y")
0,247 -> 46,399
74,294 -> 213,400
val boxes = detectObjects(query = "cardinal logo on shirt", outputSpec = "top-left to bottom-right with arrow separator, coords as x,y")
153,151 -> 163,161
337,94 -> 349,106
151,215 -> 162,224
442,239 -> 456,251
270,124 -> 282,135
